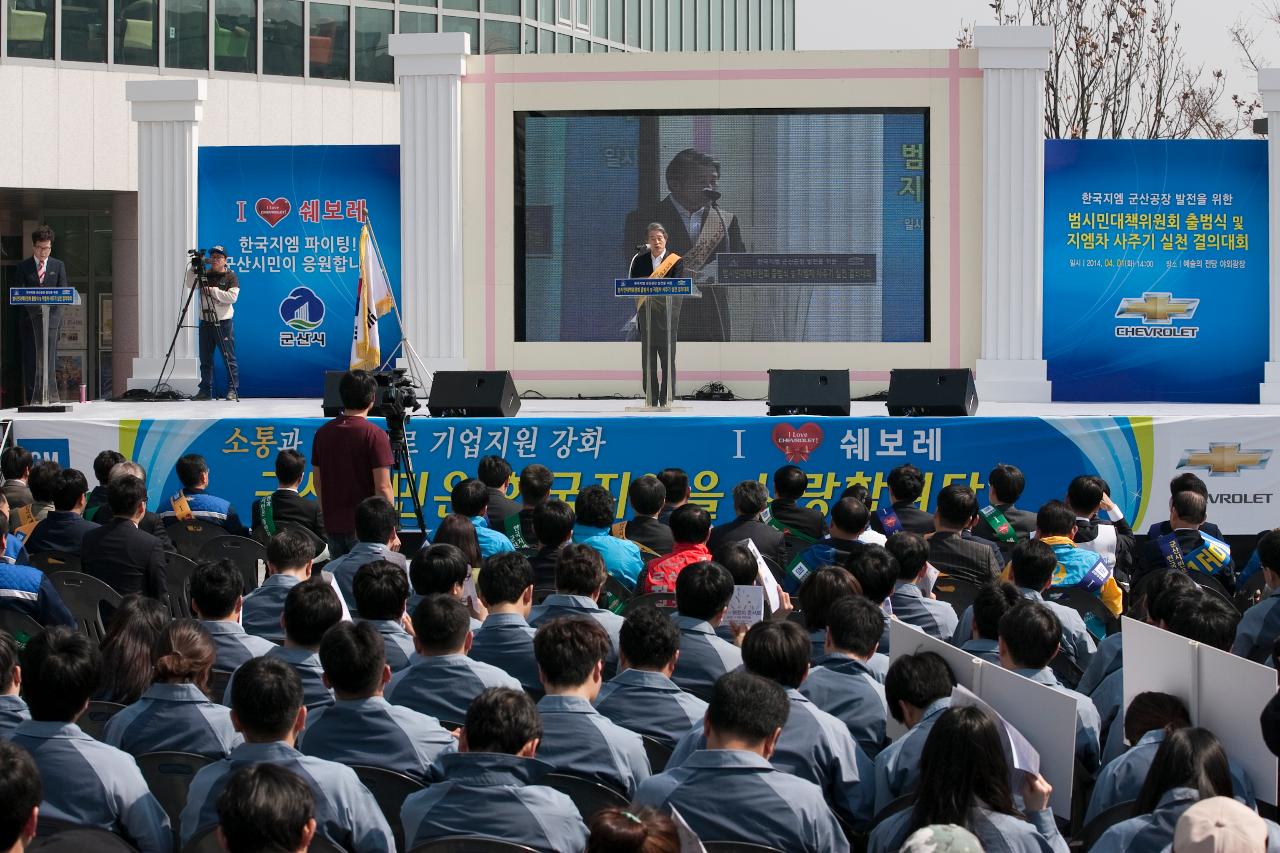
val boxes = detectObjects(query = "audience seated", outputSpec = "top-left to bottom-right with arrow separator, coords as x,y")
505,463 -> 553,549
12,627 -> 172,852
925,485 -> 999,584
635,670 -> 849,853
85,452 -> 127,520
869,464 -> 934,537
0,632 -> 29,739
960,581 -> 1021,663
614,474 -> 675,559
887,531 -> 959,639
797,567 -> 863,663
656,468 -> 690,526
713,540 -> 779,622
104,619 -> 240,758
431,514 -> 483,570
0,494 -> 28,565
707,480 -> 786,567
572,485 -> 643,589
0,740 -> 40,852
250,449 -> 326,545
105,462 -> 175,552
1234,530 -> 1280,661
839,484 -> 887,544
970,463 -> 1037,555
95,595 -> 170,705
868,705 -> 1065,853
81,474 -> 168,601
529,544 -> 625,675
1146,474 -> 1225,542
767,465 -> 828,565
399,687 -> 589,851
799,595 -> 889,757
1067,475 -> 1136,578
872,651 -> 955,814
13,460 -> 60,533
326,497 -> 406,614
180,656 -> 394,851
158,454 -> 248,536
191,558 -> 276,672
386,594 -> 519,723
0,514 -> 76,629
668,561 -> 742,696
215,763 -> 316,853
639,504 -> 712,594
352,559 -> 415,671
242,528 -> 320,641
469,551 -> 540,693
231,579 -> 341,710
409,543 -> 478,627
23,468 -> 96,556
845,544 -> 897,654
479,455 -> 520,532
1036,499 -> 1123,620
298,621 -> 453,781
786,497 -> 875,592
528,499 -> 575,598
586,806 -> 680,853
1135,491 -> 1236,591
595,604 -> 708,745
448,478 -> 515,560
532,616 -> 651,796
1,446 -> 34,510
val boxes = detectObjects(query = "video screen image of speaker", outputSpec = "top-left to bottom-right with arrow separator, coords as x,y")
427,371 -> 522,418
886,369 -> 977,417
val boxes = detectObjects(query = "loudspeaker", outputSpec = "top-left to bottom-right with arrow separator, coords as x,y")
766,369 -> 851,417
886,368 -> 978,416
427,371 -> 521,418
321,370 -> 421,418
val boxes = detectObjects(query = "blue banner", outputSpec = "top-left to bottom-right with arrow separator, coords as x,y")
197,145 -> 402,397
1043,140 -> 1268,402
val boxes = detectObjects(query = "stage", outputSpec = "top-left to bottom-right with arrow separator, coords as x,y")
4,397 -> 1280,535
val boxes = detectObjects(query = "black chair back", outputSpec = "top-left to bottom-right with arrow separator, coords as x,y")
1236,569 -> 1270,614
0,609 -> 44,644
542,772 -> 629,820
164,553 -> 199,618
184,827 -> 345,852
1044,586 -> 1121,639
702,843 -> 786,853
623,592 -> 677,614
1049,644 -> 1085,690
30,817 -> 138,850
408,838 -> 539,852
600,575 -> 633,614
78,700 -> 127,741
271,521 -> 329,561
28,551 -> 82,573
47,571 -> 122,643
933,575 -> 982,618
350,765 -> 425,852
1188,571 -> 1241,612
198,535 -> 267,593
167,520 -> 227,562
641,734 -> 673,773
208,669 -> 233,703
1078,799 -> 1136,849
136,751 -> 216,840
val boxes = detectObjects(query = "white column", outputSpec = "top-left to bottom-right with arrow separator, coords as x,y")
389,32 -> 470,373
124,79 -> 206,393
973,26 -> 1054,403
1258,69 -> 1280,403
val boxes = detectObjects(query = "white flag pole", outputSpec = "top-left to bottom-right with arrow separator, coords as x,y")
364,212 -> 434,391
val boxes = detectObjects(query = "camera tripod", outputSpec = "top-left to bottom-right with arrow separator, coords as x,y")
145,253 -> 235,400
385,407 -> 428,534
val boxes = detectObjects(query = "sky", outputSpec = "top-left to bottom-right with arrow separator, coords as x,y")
796,0 -> 1280,119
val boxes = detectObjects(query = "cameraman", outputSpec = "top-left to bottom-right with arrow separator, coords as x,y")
194,245 -> 240,401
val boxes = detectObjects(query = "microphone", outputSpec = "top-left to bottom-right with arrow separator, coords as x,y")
702,187 -> 722,203
634,243 -> 650,252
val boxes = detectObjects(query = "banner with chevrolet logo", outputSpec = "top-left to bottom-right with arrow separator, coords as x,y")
1043,140 -> 1268,402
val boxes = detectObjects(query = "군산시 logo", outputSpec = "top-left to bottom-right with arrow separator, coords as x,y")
279,287 -> 326,332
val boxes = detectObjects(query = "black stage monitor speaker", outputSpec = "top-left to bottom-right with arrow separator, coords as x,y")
886,368 -> 978,417
766,369 -> 851,417
428,371 -> 521,418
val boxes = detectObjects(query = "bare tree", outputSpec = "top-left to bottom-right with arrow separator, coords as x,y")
961,0 -> 1258,139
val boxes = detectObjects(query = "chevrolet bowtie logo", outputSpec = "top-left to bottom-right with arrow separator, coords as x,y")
1178,443 -> 1272,476
1116,292 -> 1200,325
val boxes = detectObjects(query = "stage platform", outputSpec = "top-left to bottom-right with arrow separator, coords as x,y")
4,397 -> 1279,535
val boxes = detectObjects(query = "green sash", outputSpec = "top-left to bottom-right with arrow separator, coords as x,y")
979,505 -> 1018,544
761,506 -> 817,546
261,494 -> 276,536
504,513 -> 530,550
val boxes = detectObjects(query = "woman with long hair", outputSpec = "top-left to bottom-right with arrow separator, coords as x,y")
1090,727 -> 1235,853
868,705 -> 1067,853
102,619 -> 241,758
94,595 -> 170,705
432,515 -> 482,570
586,807 -> 679,853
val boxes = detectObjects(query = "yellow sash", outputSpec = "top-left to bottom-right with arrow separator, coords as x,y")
683,208 -> 727,270
170,493 -> 194,521
16,505 -> 35,529
637,251 -> 682,309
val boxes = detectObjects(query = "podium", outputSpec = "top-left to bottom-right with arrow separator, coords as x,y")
615,277 -> 694,410
9,286 -> 80,413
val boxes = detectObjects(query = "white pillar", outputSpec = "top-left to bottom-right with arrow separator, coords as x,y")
124,79 -> 206,393
1258,69 -> 1280,404
389,32 -> 470,373
973,26 -> 1054,403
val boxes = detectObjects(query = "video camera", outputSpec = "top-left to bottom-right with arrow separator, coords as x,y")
373,369 -> 422,437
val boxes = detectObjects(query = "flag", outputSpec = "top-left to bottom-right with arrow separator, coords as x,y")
350,223 -> 396,370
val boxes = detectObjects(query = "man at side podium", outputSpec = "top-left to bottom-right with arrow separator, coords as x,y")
629,222 -> 685,408
14,225 -> 69,404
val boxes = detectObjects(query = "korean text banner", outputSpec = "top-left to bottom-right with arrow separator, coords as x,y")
13,412 -> 1279,535
197,145 -> 402,397
1043,140 -> 1268,402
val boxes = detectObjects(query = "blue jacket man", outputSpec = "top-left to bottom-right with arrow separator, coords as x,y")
635,669 -> 849,853
469,551 -> 541,693
442,478 -> 515,560
104,682 -> 241,759
24,505 -> 97,556
527,544 -> 627,677
180,656 -> 394,851
158,454 -> 248,536
571,484 -> 644,588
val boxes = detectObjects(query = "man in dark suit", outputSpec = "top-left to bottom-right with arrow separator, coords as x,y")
624,147 -> 745,342
23,468 -> 97,557
107,461 -> 174,553
870,464 -> 934,536
81,473 -> 168,600
0,446 -> 33,510
14,225 -> 70,404
613,475 -> 673,559
971,463 -> 1037,558
628,223 -> 686,407
252,449 -> 325,543
708,480 -> 785,569
478,455 -> 520,531
926,484 -> 999,585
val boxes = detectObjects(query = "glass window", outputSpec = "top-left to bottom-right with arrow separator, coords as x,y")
7,0 -> 54,58
399,0 -> 433,7
522,22 -> 534,50
651,0 -> 663,49
772,0 -> 781,48
640,0 -> 649,49
398,9 -> 436,31
537,26 -> 550,50
783,0 -> 791,48
574,0 -> 585,27
735,0 -> 745,47
554,30 -> 567,51
165,0 -> 207,68
590,0 -> 603,35
309,2 -> 348,78
114,0 -> 157,64
484,18 -> 518,52
607,0 -> 619,40
442,0 -> 476,9
263,0 -> 302,74
354,6 -> 391,81
442,12 -> 477,49
572,35 -> 585,50
62,0 -> 107,62
590,37 -> 604,50
556,0 -> 568,20
696,0 -> 708,49
709,0 -> 719,49
667,0 -> 678,50
683,0 -> 694,50
625,0 -> 637,47
748,0 -> 758,49
538,0 -> 551,21
487,0 -> 518,12
214,0 -> 255,71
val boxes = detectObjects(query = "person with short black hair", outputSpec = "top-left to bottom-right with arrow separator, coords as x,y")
470,551 -> 540,693
1,446 -> 34,510
785,498 -> 883,593
84,449 -> 127,522
533,617 -> 651,795
478,455 -> 519,531
528,498 -> 575,597
1035,498 -> 1125,623
241,527 -> 350,641
231,578 -> 342,710
353,559 -> 414,671
613,475 -> 674,558
408,542 -> 482,628
529,543 -> 626,676
299,621 -> 453,781
1063,475 -> 1134,578
706,480 -> 786,567
250,449 -> 326,545
0,515 -> 75,629
656,468 -> 690,525
386,594 -> 520,723
78,473 -> 169,601
924,485 -> 999,585
886,531 -> 958,640
0,631 -> 28,739
190,558 -> 276,672
158,454 -> 248,536
869,464 -> 934,536
845,544 -> 898,654
24,467 -> 96,557
961,581 -> 1022,663
872,651 -> 956,813
1233,529 -> 1280,661
12,627 -> 172,852
16,459 -> 60,529
503,463 -> 554,550
635,670 -> 849,853
1145,473 -> 1225,540
216,764 -> 316,853
180,656 -> 394,851
572,484 -> 644,588
768,465 -> 828,565
0,740 -> 40,851
596,605 -> 709,745
797,567 -> 863,664
670,561 -> 743,696
449,477 -> 516,560
400,687 -> 590,851
104,461 -> 175,553
325,496 -> 407,614
800,595 -> 890,757
999,601 -> 1102,770
639,503 -> 712,594
1135,490 -> 1236,591
970,463 -> 1037,555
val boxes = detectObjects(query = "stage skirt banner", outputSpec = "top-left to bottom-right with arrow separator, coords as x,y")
1043,139 -> 1268,403
197,144 -> 402,397
12,414 -> 1280,536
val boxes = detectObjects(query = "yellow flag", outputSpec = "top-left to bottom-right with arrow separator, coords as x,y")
350,224 -> 395,370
